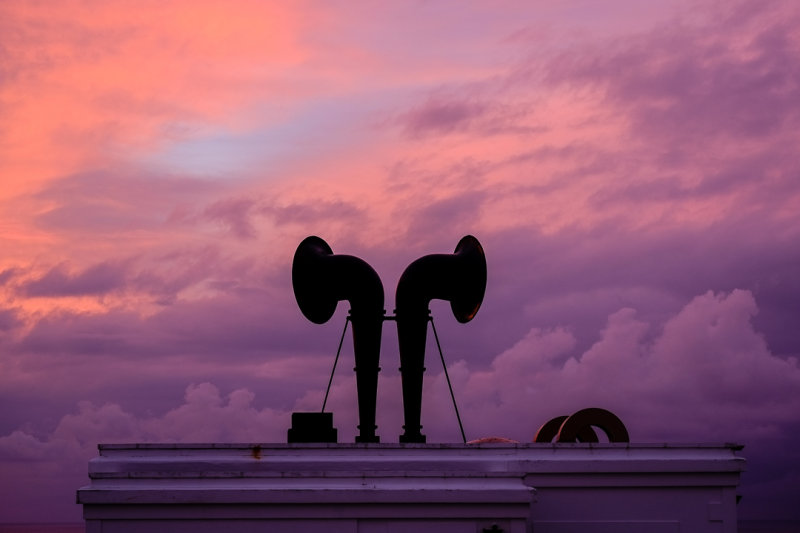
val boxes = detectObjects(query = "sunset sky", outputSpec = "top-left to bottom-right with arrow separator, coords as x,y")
1,0 -> 799,523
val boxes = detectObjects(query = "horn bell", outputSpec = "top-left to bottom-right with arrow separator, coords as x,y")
292,236 -> 338,324
449,235 -> 487,323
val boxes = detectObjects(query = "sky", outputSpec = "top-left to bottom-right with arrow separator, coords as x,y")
1,0 -> 799,524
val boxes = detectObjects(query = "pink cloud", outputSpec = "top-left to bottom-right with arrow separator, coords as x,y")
202,197 -> 259,239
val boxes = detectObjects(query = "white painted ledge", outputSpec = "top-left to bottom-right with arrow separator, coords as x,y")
77,443 -> 744,533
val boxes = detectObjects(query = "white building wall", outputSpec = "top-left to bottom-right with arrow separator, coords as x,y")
78,443 -> 744,533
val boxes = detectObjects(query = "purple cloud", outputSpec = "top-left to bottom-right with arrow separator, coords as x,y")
0,307 -> 21,332
395,92 -> 541,139
201,197 -> 258,239
18,308 -> 146,357
22,261 -> 129,297
0,267 -> 18,285
402,190 -> 487,245
400,97 -> 487,136
538,1 -> 800,213
0,382 -> 288,522
544,4 -> 800,139
262,199 -> 365,227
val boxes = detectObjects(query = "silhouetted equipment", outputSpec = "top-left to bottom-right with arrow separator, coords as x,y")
395,235 -> 487,443
534,415 -> 598,443
534,408 -> 630,443
290,234 -> 485,444
292,236 -> 385,443
288,412 -> 337,443
557,407 -> 629,443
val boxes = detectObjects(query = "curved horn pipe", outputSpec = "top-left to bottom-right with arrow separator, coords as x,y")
556,407 -> 629,443
533,408 -> 630,443
533,415 -> 598,443
292,236 -> 384,443
394,235 -> 487,443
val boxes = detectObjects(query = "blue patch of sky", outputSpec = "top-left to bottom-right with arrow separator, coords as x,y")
144,91 -> 404,179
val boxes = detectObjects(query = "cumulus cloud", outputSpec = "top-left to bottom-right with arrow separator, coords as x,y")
2,289 -> 798,521
146,383 -> 287,442
446,290 -> 798,443
6,288 -> 796,448
310,289 -> 798,446
0,383 -> 287,522
0,382 -> 285,460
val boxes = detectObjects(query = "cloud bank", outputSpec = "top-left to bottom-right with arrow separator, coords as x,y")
3,290 -> 798,520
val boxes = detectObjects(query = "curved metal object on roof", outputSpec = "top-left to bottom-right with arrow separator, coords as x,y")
394,235 -> 487,443
556,407 -> 630,443
534,415 -> 599,443
292,236 -> 385,443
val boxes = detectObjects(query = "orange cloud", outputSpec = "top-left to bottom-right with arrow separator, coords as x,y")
0,1 -> 308,197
